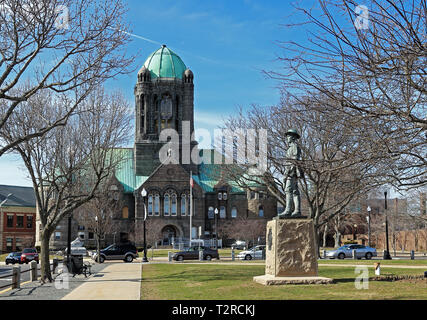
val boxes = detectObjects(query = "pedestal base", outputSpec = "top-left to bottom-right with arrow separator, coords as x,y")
254,218 -> 334,286
253,274 -> 334,285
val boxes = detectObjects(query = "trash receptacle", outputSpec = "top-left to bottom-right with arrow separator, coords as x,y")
71,255 -> 83,274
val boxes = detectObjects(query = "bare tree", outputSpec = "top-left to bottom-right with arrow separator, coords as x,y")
222,94 -> 382,255
2,88 -> 131,281
75,180 -> 122,263
0,0 -> 133,156
267,0 -> 426,188
227,217 -> 267,248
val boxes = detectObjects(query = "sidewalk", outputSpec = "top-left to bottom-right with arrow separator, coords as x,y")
61,262 -> 142,300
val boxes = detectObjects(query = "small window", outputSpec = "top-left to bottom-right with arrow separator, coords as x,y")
231,207 -> 237,218
7,215 -> 13,228
122,206 -> 129,219
148,195 -> 153,216
16,216 -> 24,228
6,238 -> 13,251
164,194 -> 170,216
220,206 -> 226,219
259,206 -> 264,217
154,195 -> 160,216
88,232 -> 94,240
171,194 -> 177,216
218,193 -> 222,200
181,195 -> 187,216
223,192 -> 227,200
26,215 -> 33,228
55,232 -> 61,240
208,206 -> 214,219
15,238 -> 23,251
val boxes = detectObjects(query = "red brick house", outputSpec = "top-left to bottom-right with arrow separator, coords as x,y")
0,185 -> 36,253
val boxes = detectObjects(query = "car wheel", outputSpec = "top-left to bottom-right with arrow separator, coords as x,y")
5,261 -> 8,265
245,254 -> 252,261
365,252 -> 372,260
99,256 -> 105,263
205,255 -> 212,261
125,255 -> 133,263
177,255 -> 184,262
338,253 -> 345,260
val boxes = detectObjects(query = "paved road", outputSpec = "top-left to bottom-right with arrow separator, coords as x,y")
0,264 -> 37,290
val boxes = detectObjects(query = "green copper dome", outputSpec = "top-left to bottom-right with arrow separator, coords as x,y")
142,45 -> 187,80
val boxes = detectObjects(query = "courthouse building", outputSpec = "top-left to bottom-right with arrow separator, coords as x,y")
42,45 -> 276,249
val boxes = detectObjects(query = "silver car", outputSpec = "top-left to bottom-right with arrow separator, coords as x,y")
326,244 -> 377,260
237,245 -> 266,260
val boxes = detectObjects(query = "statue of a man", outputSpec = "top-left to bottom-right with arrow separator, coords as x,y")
279,129 -> 303,218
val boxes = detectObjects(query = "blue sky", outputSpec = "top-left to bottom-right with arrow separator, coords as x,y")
0,0 -> 307,186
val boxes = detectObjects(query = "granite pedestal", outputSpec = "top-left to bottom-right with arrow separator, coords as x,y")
253,218 -> 333,285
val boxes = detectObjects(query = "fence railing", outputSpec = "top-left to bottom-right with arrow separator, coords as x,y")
0,259 -> 61,291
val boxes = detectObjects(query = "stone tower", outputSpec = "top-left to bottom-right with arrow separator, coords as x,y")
134,45 -> 198,176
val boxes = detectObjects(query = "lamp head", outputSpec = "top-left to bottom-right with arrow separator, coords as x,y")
141,188 -> 147,197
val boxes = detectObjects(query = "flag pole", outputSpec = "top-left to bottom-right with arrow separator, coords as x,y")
190,170 -> 193,246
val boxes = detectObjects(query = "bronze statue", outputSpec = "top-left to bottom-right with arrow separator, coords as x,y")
278,129 -> 303,218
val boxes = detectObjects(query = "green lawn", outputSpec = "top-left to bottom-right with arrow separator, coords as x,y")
319,258 -> 427,266
141,263 -> 427,300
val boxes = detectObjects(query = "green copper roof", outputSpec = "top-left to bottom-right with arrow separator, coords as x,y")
114,148 -> 148,193
143,45 -> 187,79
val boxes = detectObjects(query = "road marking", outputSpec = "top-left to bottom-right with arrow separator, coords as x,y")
0,279 -> 36,295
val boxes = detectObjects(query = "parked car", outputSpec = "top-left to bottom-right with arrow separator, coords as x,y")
231,240 -> 247,250
173,246 -> 219,261
20,248 -> 39,264
5,252 -> 22,265
91,243 -> 138,263
326,244 -> 377,260
237,245 -> 266,260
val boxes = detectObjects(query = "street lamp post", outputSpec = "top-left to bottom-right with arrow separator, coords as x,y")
353,224 -> 357,241
95,215 -> 100,263
141,188 -> 148,263
384,191 -> 392,260
67,212 -> 72,267
367,206 -> 371,247
215,208 -> 219,249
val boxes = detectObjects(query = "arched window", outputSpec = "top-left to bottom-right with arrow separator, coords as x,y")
154,194 -> 160,216
164,194 -> 170,216
148,195 -> 153,216
231,207 -> 237,218
259,206 -> 264,217
208,206 -> 214,219
220,206 -> 226,219
181,194 -> 187,216
122,207 -> 129,219
171,193 -> 177,216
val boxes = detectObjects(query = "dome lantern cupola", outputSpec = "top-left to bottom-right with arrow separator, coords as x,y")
141,45 -> 187,80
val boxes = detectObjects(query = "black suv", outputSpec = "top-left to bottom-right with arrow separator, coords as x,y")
92,243 -> 138,263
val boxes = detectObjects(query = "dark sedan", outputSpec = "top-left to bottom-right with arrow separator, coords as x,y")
173,246 -> 219,261
5,252 -> 22,265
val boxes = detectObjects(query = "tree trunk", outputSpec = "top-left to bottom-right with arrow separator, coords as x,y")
40,231 -> 52,282
334,231 -> 341,248
322,224 -> 328,248
314,226 -> 321,258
